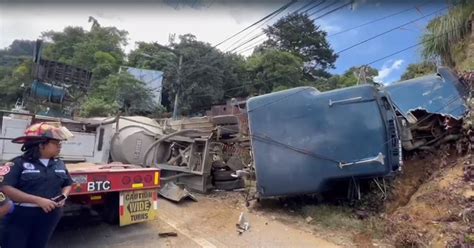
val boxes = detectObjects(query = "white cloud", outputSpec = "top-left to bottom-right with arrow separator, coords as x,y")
317,20 -> 342,33
0,2 -> 284,54
374,59 -> 404,83
351,0 -> 368,11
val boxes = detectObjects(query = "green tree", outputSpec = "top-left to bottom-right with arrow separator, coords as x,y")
38,19 -> 131,116
262,13 -> 337,77
128,42 -> 177,70
0,60 -> 33,109
421,1 -> 474,67
81,72 -> 160,117
400,62 -> 437,80
41,22 -> 128,84
245,49 -> 305,94
128,35 -> 247,115
312,66 -> 379,91
0,40 -> 35,67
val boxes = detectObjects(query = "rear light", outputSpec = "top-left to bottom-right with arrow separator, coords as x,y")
144,175 -> 153,183
122,176 -> 131,185
133,175 -> 142,183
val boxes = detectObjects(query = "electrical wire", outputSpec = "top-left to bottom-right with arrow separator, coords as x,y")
214,0 -> 297,48
335,6 -> 449,54
328,0 -> 431,37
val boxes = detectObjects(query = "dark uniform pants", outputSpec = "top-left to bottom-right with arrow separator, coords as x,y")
2,206 -> 62,248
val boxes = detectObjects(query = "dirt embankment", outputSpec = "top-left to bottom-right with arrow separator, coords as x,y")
386,150 -> 473,247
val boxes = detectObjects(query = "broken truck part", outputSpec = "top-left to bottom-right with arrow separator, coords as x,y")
384,67 -> 470,151
247,85 -> 402,198
144,115 -> 249,197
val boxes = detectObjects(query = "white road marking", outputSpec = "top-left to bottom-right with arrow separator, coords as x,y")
158,213 -> 219,248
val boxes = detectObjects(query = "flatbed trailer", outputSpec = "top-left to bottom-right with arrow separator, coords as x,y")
66,163 -> 160,226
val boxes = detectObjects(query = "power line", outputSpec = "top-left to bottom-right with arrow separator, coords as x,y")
307,0 -> 338,17
228,0 -> 350,54
224,0 -> 326,53
364,23 -> 465,66
214,0 -> 297,48
233,36 -> 267,54
221,0 -> 306,52
335,6 -> 448,54
311,1 -> 353,20
328,1 -> 431,37
303,0 -> 327,14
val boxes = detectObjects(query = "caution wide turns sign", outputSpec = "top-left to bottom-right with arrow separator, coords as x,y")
119,189 -> 158,226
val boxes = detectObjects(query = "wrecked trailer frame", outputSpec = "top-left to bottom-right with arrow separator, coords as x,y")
384,67 -> 469,151
247,85 -> 402,198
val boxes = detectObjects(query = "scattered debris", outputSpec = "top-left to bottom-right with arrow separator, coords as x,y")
159,182 -> 197,202
236,212 -> 250,234
158,232 -> 178,238
305,216 -> 313,223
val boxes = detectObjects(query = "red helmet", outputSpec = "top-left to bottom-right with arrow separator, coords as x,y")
11,122 -> 74,144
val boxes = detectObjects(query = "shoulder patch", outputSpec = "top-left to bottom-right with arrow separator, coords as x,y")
4,162 -> 14,167
23,163 -> 35,170
0,166 -> 10,176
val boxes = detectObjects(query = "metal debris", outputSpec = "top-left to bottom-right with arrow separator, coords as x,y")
159,182 -> 197,202
236,212 -> 250,234
158,232 -> 178,238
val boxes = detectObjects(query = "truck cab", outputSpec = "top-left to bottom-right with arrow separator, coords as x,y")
247,84 -> 401,198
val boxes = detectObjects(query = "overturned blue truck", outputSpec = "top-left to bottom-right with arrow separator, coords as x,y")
247,67 -> 469,198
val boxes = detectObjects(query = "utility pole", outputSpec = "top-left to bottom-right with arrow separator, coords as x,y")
172,55 -> 183,120
361,66 -> 367,84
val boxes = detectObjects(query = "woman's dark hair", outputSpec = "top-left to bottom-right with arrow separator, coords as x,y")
20,139 -> 49,161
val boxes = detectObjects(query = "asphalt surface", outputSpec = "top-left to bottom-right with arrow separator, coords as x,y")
49,194 -> 338,248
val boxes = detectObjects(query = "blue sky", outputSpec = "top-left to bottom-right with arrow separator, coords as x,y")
308,0 -> 447,83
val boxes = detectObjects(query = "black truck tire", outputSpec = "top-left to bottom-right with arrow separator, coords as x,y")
212,169 -> 236,181
214,178 -> 245,191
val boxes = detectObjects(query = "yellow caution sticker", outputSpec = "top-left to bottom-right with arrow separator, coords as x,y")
119,189 -> 158,226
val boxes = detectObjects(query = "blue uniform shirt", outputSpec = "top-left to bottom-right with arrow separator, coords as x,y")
2,157 -> 73,200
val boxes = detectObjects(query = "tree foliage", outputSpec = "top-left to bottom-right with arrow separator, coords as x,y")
81,72 -> 160,117
128,34 -> 247,115
37,20 -> 162,117
262,13 -> 337,77
41,24 -> 128,83
0,60 -> 33,109
421,1 -> 474,67
245,49 -> 305,94
312,66 -> 379,91
400,62 -> 437,80
0,13 -> 378,116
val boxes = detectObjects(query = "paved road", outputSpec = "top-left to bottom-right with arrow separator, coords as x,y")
49,194 -> 338,248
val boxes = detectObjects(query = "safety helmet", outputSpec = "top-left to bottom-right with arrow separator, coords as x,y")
11,122 -> 74,144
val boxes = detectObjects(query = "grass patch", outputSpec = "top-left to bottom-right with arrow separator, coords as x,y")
302,205 -> 362,230
301,204 -> 387,238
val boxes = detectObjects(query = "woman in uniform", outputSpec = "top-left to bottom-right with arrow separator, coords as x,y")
0,122 -> 74,248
